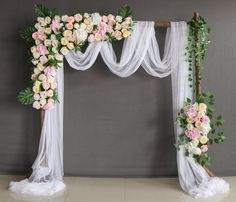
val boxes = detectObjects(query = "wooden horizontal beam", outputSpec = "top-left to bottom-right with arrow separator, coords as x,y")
154,21 -> 170,27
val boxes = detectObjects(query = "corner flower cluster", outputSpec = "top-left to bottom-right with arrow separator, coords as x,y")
176,100 -> 211,161
30,13 -> 134,110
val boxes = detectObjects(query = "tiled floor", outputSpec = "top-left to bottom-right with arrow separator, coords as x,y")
0,175 -> 234,202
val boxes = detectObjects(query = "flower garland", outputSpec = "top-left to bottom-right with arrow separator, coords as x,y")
18,4 -> 134,110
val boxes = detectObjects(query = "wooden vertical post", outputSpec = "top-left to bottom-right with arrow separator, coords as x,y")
194,12 -> 214,177
40,109 -> 45,129
194,12 -> 202,99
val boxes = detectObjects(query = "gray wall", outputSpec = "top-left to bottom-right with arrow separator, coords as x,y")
0,0 -> 235,177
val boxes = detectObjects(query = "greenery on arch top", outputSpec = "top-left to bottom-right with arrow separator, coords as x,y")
18,4 -> 134,110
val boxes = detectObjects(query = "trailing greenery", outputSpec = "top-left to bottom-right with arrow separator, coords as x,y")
34,4 -> 59,18
186,16 -> 210,89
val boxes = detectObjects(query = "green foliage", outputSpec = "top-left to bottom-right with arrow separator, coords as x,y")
117,4 -> 132,18
18,88 -> 34,105
34,4 -> 59,18
186,16 -> 210,89
175,133 -> 187,151
20,26 -> 36,42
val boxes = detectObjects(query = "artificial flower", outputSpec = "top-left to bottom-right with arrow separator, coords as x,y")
199,135 -> 209,144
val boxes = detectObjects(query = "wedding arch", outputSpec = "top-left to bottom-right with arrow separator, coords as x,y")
10,5 -> 229,198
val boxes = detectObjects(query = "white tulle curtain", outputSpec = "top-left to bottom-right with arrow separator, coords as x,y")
9,21 -> 229,197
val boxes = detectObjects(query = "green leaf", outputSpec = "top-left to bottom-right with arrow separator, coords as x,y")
117,4 -> 132,18
18,87 -> 34,105
34,4 -> 50,17
20,26 -> 36,42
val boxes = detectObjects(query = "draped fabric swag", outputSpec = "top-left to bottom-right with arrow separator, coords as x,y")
9,21 -> 229,197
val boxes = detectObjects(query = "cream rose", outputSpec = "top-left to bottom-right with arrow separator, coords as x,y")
122,30 -> 130,38
64,30 -> 72,37
33,85 -> 40,93
115,15 -> 122,23
45,17 -> 51,24
37,63 -> 45,71
47,89 -> 54,97
47,75 -> 55,83
61,15 -> 68,22
67,43 -> 74,50
44,39 -> 52,47
193,147 -> 202,155
61,37 -> 69,46
45,27 -> 52,34
198,103 -> 207,112
199,135 -> 209,144
195,121 -> 202,129
33,52 -> 40,59
40,98 -> 47,106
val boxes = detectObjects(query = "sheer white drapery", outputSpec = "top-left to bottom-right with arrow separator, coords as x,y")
9,21 -> 229,197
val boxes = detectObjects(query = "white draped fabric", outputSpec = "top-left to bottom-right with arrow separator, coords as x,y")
9,21 -> 229,197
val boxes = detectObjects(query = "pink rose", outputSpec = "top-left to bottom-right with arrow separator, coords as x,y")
39,33 -> 47,40
98,21 -> 108,36
37,44 -> 48,55
94,33 -> 102,41
125,17 -> 132,25
42,82 -> 50,90
43,101 -> 54,110
50,82 -> 57,89
51,20 -> 62,33
66,23 -> 73,30
75,15 -> 82,22
40,91 -> 48,98
201,145 -> 208,153
185,128 -> 200,139
102,15 -> 108,22
55,54 -> 63,61
114,31 -> 122,40
44,66 -> 56,76
32,32 -> 39,40
67,16 -> 75,23
201,115 -> 210,125
193,113 -> 200,122
38,74 -> 47,81
34,94 -> 40,100
108,14 -> 115,21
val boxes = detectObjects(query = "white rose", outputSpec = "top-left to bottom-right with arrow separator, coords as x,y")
52,47 -> 58,53
54,15 -> 61,22
40,98 -> 47,106
32,59 -> 39,65
201,124 -> 211,135
80,23 -> 86,30
45,17 -> 51,24
115,15 -> 122,23
51,34 -> 56,40
191,139 -> 199,147
60,47 -> 69,55
192,147 -> 202,155
44,39 -> 52,47
47,75 -> 55,83
74,23 -> 79,29
91,13 -> 102,25
84,13 -> 90,18
33,52 -> 40,59
34,68 -> 40,74
61,15 -> 68,22
37,17 -> 44,23
35,40 -> 40,45
34,23 -> 41,30
40,21 -> 47,27
187,123 -> 194,130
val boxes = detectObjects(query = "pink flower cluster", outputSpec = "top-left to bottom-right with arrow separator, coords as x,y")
177,102 -> 212,156
30,13 -> 134,110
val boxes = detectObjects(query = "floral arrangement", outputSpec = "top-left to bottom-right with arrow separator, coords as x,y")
175,94 -> 225,166
18,4 -> 134,110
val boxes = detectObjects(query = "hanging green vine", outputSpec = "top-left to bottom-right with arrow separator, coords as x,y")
186,16 -> 210,89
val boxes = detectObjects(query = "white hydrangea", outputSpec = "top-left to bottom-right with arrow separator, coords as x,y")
91,13 -> 102,25
74,29 -> 88,42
